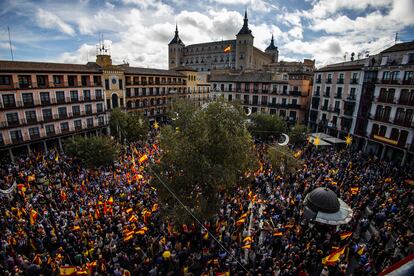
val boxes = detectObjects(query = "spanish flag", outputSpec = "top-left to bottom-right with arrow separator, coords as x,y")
241,243 -> 251,249
60,266 -> 77,276
350,187 -> 359,195
340,232 -> 353,240
236,218 -> 245,226
273,231 -> 283,237
107,196 -> 114,205
203,232 -> 209,240
152,203 -> 158,212
128,214 -> 138,223
322,246 -> 346,266
294,150 -> 302,158
139,154 -> 148,163
224,45 -> 231,53
27,175 -> 36,182
72,225 -> 81,231
243,236 -> 252,243
239,212 -> 248,220
30,209 -> 38,225
126,208 -> 133,214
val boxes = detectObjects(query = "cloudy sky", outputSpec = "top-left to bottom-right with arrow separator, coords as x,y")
0,0 -> 413,68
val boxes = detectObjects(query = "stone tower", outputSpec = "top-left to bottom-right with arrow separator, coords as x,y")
236,10 -> 254,70
168,25 -> 185,69
265,34 -> 279,63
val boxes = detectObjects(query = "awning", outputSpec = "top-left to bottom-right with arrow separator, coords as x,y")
323,137 -> 345,144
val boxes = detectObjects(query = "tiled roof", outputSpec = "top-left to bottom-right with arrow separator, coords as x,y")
381,41 -> 414,53
316,59 -> 366,72
0,60 -> 102,73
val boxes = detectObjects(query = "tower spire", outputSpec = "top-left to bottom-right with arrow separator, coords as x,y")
237,8 -> 252,35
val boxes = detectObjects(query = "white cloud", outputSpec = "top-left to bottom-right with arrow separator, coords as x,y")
35,8 -> 75,36
210,0 -> 277,12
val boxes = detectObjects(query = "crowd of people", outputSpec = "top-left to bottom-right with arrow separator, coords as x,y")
0,133 -> 413,275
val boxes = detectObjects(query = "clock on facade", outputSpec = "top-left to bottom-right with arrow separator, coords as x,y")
111,78 -> 117,84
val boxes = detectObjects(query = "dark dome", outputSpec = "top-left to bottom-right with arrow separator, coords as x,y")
304,187 -> 340,213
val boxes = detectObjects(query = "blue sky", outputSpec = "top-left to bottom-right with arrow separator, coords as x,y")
0,0 -> 413,68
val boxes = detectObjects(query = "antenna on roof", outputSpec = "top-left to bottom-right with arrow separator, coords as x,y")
394,32 -> 399,44
7,26 -> 14,61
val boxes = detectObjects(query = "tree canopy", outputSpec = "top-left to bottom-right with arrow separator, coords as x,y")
248,113 -> 287,141
289,123 -> 310,146
65,136 -> 119,168
154,98 -> 257,223
267,146 -> 303,176
109,108 -> 149,142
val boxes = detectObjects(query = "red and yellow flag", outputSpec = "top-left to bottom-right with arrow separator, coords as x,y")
30,209 -> 38,225
139,154 -> 148,163
322,246 -> 346,266
224,45 -> 231,53
340,232 -> 353,240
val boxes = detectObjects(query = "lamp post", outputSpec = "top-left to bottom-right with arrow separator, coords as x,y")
35,173 -> 60,241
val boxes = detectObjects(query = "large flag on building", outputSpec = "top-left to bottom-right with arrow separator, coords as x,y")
224,45 -> 231,53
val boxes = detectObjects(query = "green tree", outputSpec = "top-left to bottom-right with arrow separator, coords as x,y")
65,136 -> 119,168
109,108 -> 149,142
267,146 -> 303,175
248,113 -> 287,140
289,123 -> 309,146
155,98 -> 257,223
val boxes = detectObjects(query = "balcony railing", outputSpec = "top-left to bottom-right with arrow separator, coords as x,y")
393,119 -> 413,128
345,96 -> 356,102
0,81 -> 103,91
326,79 -> 332,84
350,79 -> 359,84
323,93 -> 330,97
398,98 -> 414,106
289,91 -> 301,96
334,94 -> 342,99
315,79 -> 322,83
337,79 -> 344,84
376,96 -> 395,104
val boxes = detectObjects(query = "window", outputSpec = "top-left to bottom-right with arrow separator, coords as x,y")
70,90 -> 79,102
53,75 -> 64,85
96,103 -> 103,113
83,90 -> 91,101
93,76 -> 101,86
98,116 -> 105,126
382,71 -> 390,80
85,104 -> 92,114
10,130 -> 23,142
339,73 -> 344,80
25,110 -> 37,123
391,71 -> 400,80
58,107 -> 67,118
350,88 -> 356,99
18,75 -> 31,87
29,127 -> 40,138
21,93 -> 34,106
336,87 -> 342,98
74,119 -> 82,130
282,98 -> 287,105
56,91 -> 65,103
68,75 -> 77,87
119,79 -> 123,90
105,79 -> 109,90
60,122 -> 69,132
404,71 -> 413,81
87,118 -> 94,128
390,128 -> 399,140
334,101 -> 340,109
0,75 -> 12,85
40,92 -> 50,104
42,108 -> 53,120
6,112 -> 19,125
2,94 -> 15,107
72,105 -> 80,116
45,125 -> 55,135
81,76 -> 89,86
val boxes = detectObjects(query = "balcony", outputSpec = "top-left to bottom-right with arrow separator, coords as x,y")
398,98 -> 414,106
393,119 -> 413,128
326,79 -> 332,84
321,105 -> 328,111
26,118 -> 38,124
23,101 -> 35,107
43,115 -> 54,122
345,96 -> 356,102
6,120 -> 21,127
59,113 -> 68,119
376,96 -> 395,104
85,110 -> 93,115
2,102 -> 17,108
289,91 -> 301,96
402,79 -> 414,85
46,130 -> 56,136
75,125 -> 82,131
334,94 -> 342,99
61,128 -> 70,134
11,137 -> 24,144
343,110 -> 354,117
56,97 -> 67,104
323,93 -> 330,97
315,79 -> 322,83
30,133 -> 41,140
313,92 -> 320,97
372,115 -> 391,123
350,79 -> 359,84
371,134 -> 399,146
71,97 -> 79,103
19,82 -> 32,89
337,79 -> 344,84
98,121 -> 105,126
380,79 -> 401,85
